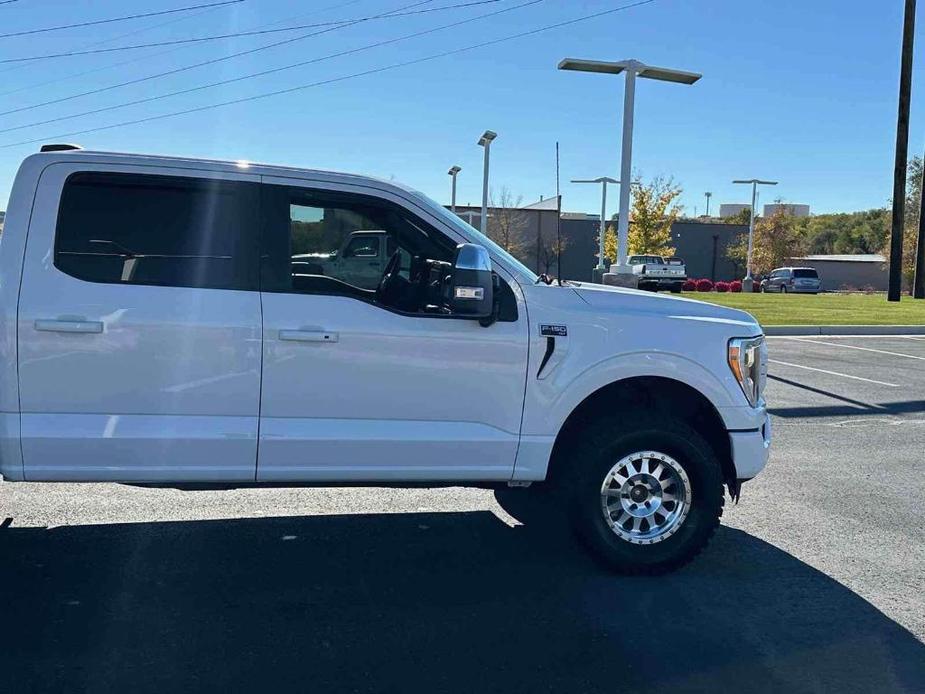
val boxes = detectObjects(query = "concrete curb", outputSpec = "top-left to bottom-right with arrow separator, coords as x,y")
764,325 -> 925,336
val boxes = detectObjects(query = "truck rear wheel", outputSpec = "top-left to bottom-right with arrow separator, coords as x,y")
566,415 -> 724,574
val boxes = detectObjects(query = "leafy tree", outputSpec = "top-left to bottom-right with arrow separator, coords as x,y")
626,176 -> 682,256
723,208 -> 752,226
600,177 -> 682,262
726,205 -> 804,275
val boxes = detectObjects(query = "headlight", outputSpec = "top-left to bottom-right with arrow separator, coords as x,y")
728,336 -> 766,407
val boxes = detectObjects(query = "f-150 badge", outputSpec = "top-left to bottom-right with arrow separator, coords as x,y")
540,324 -> 568,337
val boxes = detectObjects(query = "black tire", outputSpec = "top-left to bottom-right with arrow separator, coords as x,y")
564,414 -> 725,575
759,284 -> 766,293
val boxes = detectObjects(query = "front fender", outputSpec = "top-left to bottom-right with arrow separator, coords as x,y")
513,351 -> 742,481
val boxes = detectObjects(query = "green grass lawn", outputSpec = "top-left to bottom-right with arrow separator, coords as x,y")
678,292 -> 925,325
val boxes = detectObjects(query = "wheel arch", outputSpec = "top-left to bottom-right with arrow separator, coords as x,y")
545,376 -> 735,489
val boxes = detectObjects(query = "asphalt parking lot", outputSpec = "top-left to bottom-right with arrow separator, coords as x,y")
1,335 -> 924,693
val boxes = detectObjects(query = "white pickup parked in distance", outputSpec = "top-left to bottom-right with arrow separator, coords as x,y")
0,146 -> 770,574
628,255 -> 688,293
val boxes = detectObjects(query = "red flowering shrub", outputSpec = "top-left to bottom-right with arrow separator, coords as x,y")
682,279 -> 697,291
715,281 -> 730,293
729,280 -> 743,293
695,279 -> 714,292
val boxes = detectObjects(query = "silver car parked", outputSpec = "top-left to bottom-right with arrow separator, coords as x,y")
760,267 -> 822,294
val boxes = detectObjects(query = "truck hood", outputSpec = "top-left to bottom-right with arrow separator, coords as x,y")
572,283 -> 762,334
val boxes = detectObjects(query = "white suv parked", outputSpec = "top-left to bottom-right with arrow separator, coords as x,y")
0,147 -> 771,574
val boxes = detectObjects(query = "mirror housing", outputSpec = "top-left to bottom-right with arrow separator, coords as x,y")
449,243 -> 494,321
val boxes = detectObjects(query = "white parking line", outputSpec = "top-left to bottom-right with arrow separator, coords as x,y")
768,359 -> 900,387
783,338 -> 925,362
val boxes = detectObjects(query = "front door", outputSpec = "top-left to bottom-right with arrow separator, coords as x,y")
256,178 -> 529,481
17,164 -> 262,481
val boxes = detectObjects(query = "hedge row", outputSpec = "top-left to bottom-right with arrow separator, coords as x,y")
681,279 -> 743,293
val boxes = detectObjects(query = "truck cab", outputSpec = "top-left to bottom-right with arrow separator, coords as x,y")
0,147 -> 770,574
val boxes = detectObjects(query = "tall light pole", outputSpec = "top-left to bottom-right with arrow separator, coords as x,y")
558,58 -> 700,281
733,178 -> 778,291
572,176 -> 619,278
448,165 -> 461,212
704,191 -> 712,217
478,130 -> 496,236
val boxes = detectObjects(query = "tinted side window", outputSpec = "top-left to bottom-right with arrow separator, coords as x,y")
55,172 -> 259,290
261,185 -> 453,295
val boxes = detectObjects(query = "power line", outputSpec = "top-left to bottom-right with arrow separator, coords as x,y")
0,0 -> 243,39
2,0 -> 658,149
0,0 -> 363,96
0,0 -> 504,64
0,0 -> 531,135
0,0 -> 437,118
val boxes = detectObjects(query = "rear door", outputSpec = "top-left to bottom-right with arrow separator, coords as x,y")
17,164 -> 262,481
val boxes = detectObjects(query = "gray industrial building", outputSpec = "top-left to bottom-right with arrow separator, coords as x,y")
670,221 -> 747,281
450,200 -> 748,283
786,254 -> 888,291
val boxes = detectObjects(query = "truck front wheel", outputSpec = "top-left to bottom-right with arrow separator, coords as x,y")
566,415 -> 724,574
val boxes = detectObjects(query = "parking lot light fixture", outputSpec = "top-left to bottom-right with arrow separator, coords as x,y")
732,178 -> 778,291
478,130 -> 497,236
448,166 -> 461,213
572,177 -> 620,274
558,58 -> 701,277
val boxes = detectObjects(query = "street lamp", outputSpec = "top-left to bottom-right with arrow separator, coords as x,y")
448,165 -> 461,212
704,191 -> 712,217
732,178 -> 778,291
558,58 -> 700,281
477,130 -> 496,235
572,176 -> 619,277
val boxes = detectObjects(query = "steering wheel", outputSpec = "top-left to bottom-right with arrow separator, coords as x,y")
376,250 -> 403,301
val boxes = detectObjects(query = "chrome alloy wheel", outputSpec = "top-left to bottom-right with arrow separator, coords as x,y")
599,451 -> 692,545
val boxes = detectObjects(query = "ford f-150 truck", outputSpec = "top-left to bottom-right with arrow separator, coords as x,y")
628,255 -> 687,293
0,146 -> 770,574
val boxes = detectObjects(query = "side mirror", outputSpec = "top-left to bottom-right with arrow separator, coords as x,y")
449,243 -> 494,321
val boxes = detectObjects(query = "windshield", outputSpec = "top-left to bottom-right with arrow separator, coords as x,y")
409,191 -> 539,284
793,269 -> 819,278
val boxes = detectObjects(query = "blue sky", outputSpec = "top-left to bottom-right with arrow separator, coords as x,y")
0,0 -> 921,216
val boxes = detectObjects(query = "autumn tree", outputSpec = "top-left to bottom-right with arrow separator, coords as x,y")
486,186 -> 528,258
726,205 -> 804,275
599,177 -> 682,262
723,208 -> 752,226
627,176 -> 682,256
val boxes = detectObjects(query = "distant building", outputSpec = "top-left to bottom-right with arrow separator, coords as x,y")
764,203 -> 810,217
719,203 -> 751,218
671,221 -> 748,282
787,254 -> 887,291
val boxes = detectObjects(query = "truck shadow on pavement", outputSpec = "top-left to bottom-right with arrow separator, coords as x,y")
1,511 -> 923,694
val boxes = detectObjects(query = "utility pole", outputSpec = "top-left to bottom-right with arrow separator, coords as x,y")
889,0 -> 916,302
704,191 -> 712,217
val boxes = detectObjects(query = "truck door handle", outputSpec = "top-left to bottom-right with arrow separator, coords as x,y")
34,319 -> 103,334
278,330 -> 339,343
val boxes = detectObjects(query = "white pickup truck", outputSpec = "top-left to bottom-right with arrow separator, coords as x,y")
628,255 -> 688,293
0,146 -> 770,574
